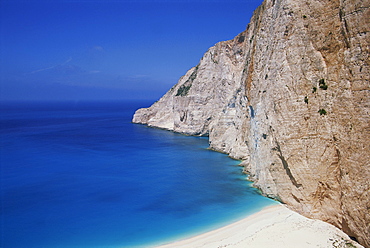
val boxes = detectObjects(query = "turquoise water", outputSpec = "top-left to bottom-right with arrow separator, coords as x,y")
0,101 -> 276,248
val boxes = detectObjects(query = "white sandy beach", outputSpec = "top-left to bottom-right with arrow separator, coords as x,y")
153,204 -> 363,248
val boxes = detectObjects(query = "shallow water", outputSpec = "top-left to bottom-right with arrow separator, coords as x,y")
0,101 -> 276,248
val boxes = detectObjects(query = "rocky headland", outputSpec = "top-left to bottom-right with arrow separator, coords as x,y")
133,0 -> 370,246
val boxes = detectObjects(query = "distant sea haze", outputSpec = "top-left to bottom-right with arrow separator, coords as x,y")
0,101 -> 276,248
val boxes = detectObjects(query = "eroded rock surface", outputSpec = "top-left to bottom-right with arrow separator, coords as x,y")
133,0 -> 370,246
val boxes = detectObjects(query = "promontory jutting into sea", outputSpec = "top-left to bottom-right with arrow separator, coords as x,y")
1,0 -> 368,247
133,0 -> 369,246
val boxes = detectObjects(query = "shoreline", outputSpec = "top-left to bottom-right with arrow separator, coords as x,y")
152,204 -> 363,248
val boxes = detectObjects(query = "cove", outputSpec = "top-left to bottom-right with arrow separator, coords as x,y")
0,101 -> 277,248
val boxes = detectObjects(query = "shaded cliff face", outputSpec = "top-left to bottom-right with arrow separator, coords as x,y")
133,0 -> 370,246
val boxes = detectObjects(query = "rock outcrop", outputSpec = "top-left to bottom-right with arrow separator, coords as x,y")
133,0 -> 370,246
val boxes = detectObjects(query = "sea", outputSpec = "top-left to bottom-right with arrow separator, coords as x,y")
0,100 -> 276,248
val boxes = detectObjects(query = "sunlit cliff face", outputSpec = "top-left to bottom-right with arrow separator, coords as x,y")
133,0 -> 370,246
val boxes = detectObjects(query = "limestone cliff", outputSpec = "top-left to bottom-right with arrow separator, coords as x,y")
133,0 -> 370,246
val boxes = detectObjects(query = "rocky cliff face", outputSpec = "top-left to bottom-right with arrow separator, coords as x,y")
133,0 -> 370,246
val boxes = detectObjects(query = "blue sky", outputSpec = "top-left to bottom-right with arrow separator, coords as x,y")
0,0 -> 263,101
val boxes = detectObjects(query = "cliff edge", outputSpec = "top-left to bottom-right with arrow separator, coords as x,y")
133,0 -> 370,246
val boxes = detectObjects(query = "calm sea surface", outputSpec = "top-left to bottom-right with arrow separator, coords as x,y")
0,101 -> 276,248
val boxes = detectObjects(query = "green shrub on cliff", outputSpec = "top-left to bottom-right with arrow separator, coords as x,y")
319,79 -> 328,90
318,108 -> 327,115
176,84 -> 192,96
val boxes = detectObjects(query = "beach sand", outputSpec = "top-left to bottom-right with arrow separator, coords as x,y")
153,204 -> 363,248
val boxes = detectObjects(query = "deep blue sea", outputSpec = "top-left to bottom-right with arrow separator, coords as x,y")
0,101 -> 276,248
